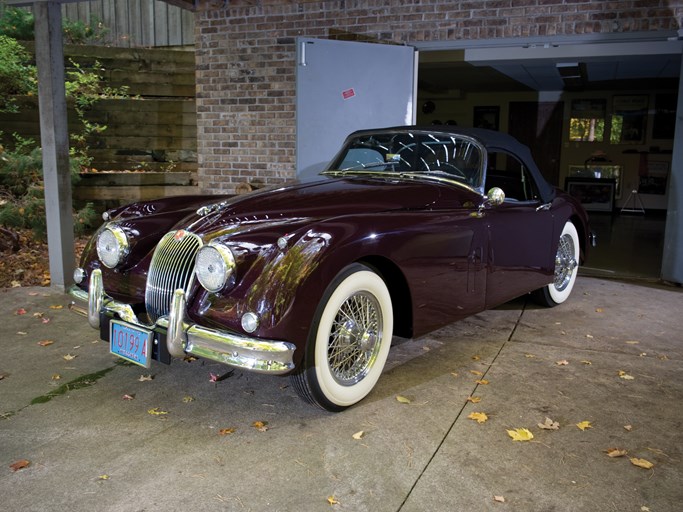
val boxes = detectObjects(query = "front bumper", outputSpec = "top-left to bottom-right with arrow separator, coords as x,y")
68,269 -> 296,374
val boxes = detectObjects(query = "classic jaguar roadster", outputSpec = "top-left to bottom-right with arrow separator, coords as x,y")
69,126 -> 593,411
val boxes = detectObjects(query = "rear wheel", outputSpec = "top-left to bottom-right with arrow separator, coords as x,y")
533,221 -> 580,307
291,264 -> 393,411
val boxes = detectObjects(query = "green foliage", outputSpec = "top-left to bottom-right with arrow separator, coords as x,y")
0,6 -> 34,40
0,132 -> 97,239
63,17 -> 109,45
0,6 -> 109,44
0,34 -> 36,112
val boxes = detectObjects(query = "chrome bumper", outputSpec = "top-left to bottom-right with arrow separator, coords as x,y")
68,269 -> 296,374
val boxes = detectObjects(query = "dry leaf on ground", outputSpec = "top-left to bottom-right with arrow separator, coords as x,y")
252,421 -> 269,432
630,457 -> 654,469
576,421 -> 592,431
493,495 -> 506,503
467,396 -> 482,403
37,340 -> 54,347
327,496 -> 340,505
138,374 -> 153,382
10,459 -> 30,472
352,431 -> 365,440
555,359 -> 569,366
538,417 -> 560,430
475,379 -> 489,385
618,370 -> 635,380
396,395 -> 411,404
147,407 -> 168,416
218,428 -> 236,436
469,370 -> 484,376
507,428 -> 534,441
605,448 -> 628,458
468,412 -> 489,424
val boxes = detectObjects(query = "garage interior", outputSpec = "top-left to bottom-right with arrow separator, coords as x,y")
415,33 -> 681,281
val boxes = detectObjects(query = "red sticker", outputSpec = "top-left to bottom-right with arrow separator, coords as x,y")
342,88 -> 355,100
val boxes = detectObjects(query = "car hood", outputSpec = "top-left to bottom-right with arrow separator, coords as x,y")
183,177 -> 445,234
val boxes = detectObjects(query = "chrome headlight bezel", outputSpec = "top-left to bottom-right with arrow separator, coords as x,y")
194,241 -> 236,293
96,225 -> 130,269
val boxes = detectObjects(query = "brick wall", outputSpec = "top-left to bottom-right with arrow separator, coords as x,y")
194,0 -> 683,194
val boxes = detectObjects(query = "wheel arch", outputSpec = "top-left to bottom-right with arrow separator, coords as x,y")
356,255 -> 413,339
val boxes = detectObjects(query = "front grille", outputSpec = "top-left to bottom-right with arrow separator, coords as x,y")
145,230 -> 203,323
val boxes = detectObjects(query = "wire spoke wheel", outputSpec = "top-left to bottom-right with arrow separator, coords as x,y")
327,291 -> 382,385
291,264 -> 393,411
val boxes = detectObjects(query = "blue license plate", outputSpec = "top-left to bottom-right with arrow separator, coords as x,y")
110,320 -> 152,368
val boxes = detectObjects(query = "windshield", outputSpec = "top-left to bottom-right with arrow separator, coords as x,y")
325,131 -> 484,190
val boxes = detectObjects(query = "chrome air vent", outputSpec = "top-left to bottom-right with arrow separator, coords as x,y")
145,230 -> 203,323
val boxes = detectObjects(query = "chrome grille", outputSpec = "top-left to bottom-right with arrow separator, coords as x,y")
145,230 -> 203,323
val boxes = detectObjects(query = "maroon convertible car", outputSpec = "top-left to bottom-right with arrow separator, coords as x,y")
69,126 -> 594,411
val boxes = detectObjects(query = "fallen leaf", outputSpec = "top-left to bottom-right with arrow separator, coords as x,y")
15,308 -> 27,315
49,305 -> 63,310
37,340 -> 54,347
16,331 -> 27,335
524,353 -> 536,358
576,421 -> 592,431
618,370 -> 635,380
62,354 -> 77,361
138,374 -> 153,382
218,428 -> 236,436
147,407 -> 168,416
450,372 -> 458,378
252,421 -> 269,432
630,457 -> 654,469
182,396 -> 194,403
624,424 -> 633,432
122,394 -> 135,400
10,459 -> 30,472
586,334 -> 594,339
493,495 -> 506,503
327,496 -> 340,505
41,317 -> 51,324
98,474 -> 110,480
183,355 -> 198,362
468,412 -> 488,424
352,430 -> 365,440
604,448 -> 628,458
538,417 -> 560,430
639,352 -> 647,357
469,370 -> 484,376
555,360 -> 569,366
51,374 -> 61,380
11,280 -> 21,288
32,312 -> 43,318
595,308 -> 604,313
0,373 -> 8,381
475,379 -> 489,385
471,355 -> 481,361
581,360 -> 592,365
625,340 -> 640,345
507,428 -> 534,441
396,395 -> 411,404
467,396 -> 481,403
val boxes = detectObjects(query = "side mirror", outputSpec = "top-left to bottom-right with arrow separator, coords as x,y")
486,187 -> 505,206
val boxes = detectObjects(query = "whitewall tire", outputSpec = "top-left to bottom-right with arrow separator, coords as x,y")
533,221 -> 580,307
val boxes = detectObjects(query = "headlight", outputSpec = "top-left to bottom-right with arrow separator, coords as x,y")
195,242 -> 236,293
96,226 -> 129,268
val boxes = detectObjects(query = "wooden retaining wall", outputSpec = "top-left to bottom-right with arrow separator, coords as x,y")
0,44 -> 198,202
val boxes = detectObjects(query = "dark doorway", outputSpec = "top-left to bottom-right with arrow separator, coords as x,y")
508,102 -> 564,187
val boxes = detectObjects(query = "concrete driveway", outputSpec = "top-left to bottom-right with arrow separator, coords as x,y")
1,277 -> 681,511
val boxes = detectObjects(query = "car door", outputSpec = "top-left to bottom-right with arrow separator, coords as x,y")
483,151 -> 555,308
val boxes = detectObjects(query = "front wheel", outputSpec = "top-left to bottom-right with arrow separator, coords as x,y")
291,264 -> 393,411
532,221 -> 580,307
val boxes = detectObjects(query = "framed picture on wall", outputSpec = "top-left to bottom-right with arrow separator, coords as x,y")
568,164 -> 622,199
611,95 -> 648,144
473,106 -> 499,131
565,177 -> 616,212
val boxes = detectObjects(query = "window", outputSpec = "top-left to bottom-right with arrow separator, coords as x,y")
569,99 -> 606,142
485,151 -> 540,202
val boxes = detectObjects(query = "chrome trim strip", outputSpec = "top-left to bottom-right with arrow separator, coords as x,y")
67,279 -> 296,375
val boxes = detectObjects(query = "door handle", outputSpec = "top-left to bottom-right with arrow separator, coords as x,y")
536,203 -> 551,211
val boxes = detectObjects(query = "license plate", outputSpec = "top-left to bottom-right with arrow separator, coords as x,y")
110,320 -> 152,368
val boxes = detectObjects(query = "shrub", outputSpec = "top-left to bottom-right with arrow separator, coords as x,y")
0,34 -> 36,112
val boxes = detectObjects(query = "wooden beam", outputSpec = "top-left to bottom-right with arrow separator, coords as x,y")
34,1 -> 75,291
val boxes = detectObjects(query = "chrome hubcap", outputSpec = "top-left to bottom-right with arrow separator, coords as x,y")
554,233 -> 577,291
327,292 -> 382,386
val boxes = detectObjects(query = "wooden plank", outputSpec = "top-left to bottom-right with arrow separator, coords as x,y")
153,0 -> 169,47
181,8 -> 194,46
73,184 -> 200,202
139,0 -> 155,47
167,2 -> 182,46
